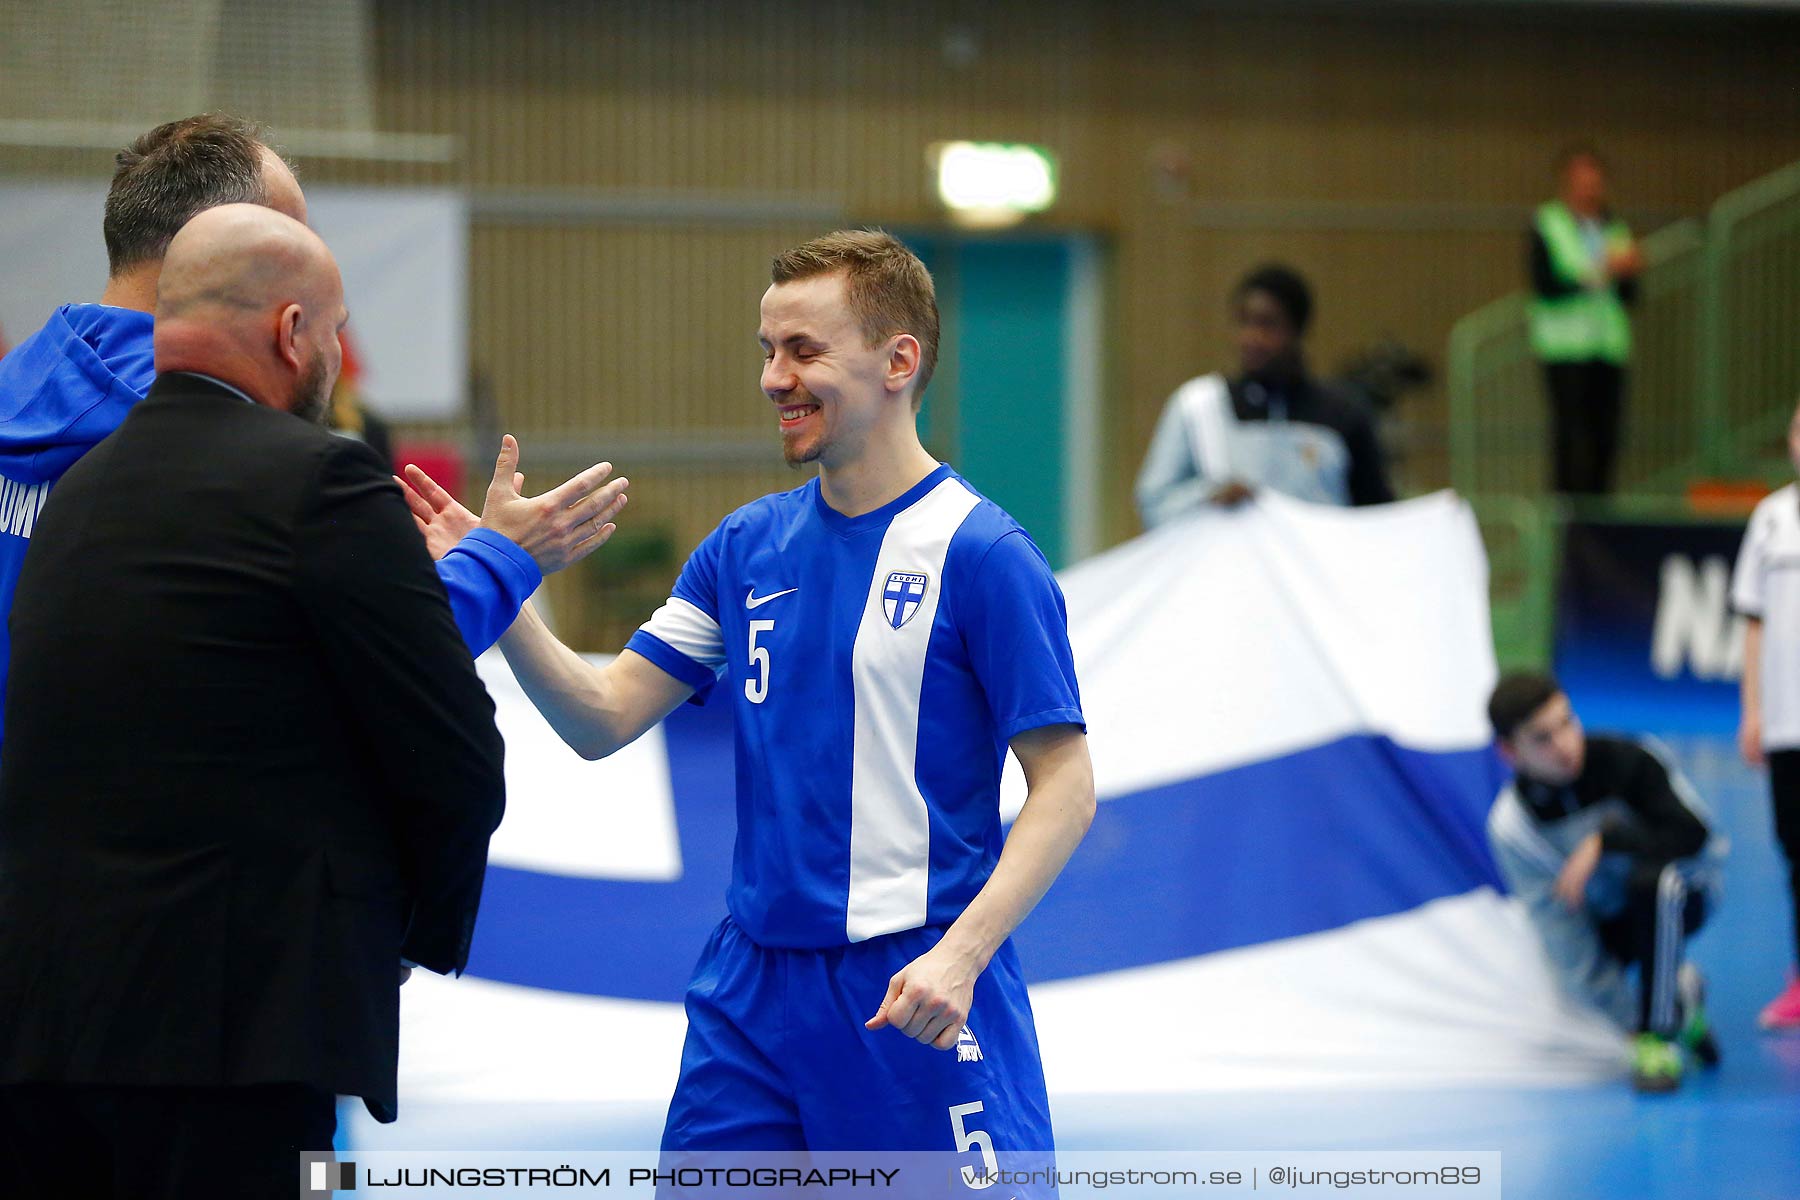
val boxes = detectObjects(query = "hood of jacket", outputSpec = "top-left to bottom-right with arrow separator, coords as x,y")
0,303 -> 155,485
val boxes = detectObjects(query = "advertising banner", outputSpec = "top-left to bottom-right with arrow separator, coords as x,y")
1555,518 -> 1749,734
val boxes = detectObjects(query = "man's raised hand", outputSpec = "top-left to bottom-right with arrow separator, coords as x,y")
480,435 -> 628,574
395,435 -> 628,575
395,463 -> 481,560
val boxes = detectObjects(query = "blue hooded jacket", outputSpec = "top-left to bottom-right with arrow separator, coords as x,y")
0,304 -> 539,754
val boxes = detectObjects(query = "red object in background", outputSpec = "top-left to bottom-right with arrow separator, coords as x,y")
1686,478 -> 1772,517
395,442 -> 468,503
338,331 -> 363,385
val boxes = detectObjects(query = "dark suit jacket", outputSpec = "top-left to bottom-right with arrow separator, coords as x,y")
0,372 -> 506,1122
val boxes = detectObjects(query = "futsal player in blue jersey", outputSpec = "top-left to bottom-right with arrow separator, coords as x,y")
404,230 -> 1094,1160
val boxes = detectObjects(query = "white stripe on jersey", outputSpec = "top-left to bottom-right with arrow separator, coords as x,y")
846,476 -> 982,942
640,595 -> 727,674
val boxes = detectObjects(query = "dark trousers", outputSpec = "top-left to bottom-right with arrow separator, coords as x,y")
0,1082 -> 336,1200
1544,360 -> 1626,496
1765,750 -> 1800,968
1598,860 -> 1708,1035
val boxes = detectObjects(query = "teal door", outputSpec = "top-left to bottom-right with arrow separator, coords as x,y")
906,234 -> 1103,569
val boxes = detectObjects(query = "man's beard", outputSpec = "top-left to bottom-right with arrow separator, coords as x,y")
780,401 -> 828,468
783,435 -> 825,468
290,352 -> 331,426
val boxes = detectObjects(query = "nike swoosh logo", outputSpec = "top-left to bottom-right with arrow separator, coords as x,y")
745,587 -> 798,610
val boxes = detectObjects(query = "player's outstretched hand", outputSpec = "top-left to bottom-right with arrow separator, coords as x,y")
397,437 -> 629,573
395,463 -> 482,560
477,435 -> 629,576
865,942 -> 980,1050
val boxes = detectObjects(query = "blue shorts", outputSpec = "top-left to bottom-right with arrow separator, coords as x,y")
661,914 -> 1056,1159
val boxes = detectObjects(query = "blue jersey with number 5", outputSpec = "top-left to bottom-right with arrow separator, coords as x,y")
625,463 -> 1084,949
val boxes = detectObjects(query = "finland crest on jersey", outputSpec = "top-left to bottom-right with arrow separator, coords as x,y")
882,571 -> 929,629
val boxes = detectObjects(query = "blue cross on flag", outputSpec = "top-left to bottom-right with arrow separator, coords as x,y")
883,571 -> 929,629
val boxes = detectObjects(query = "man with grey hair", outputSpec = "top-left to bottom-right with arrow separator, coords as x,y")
0,204 -> 616,1197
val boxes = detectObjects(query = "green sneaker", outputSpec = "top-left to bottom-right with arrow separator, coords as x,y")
1632,1032 -> 1683,1094
1677,963 -> 1721,1068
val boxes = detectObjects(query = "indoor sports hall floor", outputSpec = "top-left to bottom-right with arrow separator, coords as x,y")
352,732 -> 1800,1199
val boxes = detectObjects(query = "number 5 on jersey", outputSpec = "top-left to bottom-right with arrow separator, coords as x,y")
745,619 -> 776,704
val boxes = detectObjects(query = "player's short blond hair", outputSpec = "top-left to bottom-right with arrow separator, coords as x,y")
771,229 -> 939,405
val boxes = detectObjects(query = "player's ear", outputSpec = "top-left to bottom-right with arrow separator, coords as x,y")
885,334 -> 921,397
1495,737 -> 1518,768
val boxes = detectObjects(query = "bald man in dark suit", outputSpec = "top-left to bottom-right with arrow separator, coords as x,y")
0,205 -> 558,1198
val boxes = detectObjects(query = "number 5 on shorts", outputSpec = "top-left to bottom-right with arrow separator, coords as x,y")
949,1100 -> 998,1189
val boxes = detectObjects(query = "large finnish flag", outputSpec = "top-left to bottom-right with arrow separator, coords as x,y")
369,491 -> 1623,1129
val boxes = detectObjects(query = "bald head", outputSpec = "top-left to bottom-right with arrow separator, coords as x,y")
154,204 -> 346,423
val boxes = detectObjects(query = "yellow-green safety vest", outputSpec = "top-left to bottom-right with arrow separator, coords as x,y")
1529,201 -> 1633,365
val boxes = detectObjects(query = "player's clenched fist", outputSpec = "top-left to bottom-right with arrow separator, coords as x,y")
865,942 -> 981,1050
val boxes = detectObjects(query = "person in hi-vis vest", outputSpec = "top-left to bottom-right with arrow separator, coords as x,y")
1528,144 -> 1643,496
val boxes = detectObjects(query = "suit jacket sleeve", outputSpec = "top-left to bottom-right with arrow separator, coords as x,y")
293,437 -> 507,975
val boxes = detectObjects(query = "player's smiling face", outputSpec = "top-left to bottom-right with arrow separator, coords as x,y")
759,272 -> 896,470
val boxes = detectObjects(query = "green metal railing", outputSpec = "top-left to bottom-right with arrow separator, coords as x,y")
1450,159 -> 1800,666
1697,159 -> 1800,480
1449,220 -> 1706,501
